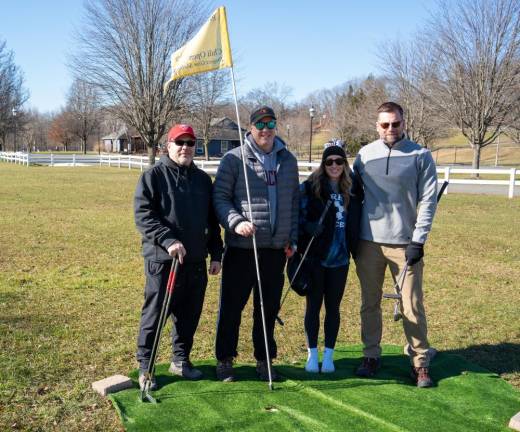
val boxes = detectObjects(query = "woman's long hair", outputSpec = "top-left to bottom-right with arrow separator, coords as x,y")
309,159 -> 352,208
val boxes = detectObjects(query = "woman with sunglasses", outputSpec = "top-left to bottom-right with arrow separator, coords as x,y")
298,140 -> 361,373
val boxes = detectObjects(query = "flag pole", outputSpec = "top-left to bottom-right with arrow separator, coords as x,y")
229,66 -> 274,390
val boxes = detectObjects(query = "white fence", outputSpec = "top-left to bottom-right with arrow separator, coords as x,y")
1,151 -> 518,198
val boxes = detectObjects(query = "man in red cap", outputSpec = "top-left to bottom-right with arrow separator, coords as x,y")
134,124 -> 223,390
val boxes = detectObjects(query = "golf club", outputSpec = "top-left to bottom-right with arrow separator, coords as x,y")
230,69 -> 274,390
140,258 -> 180,403
276,200 -> 332,326
382,263 -> 408,321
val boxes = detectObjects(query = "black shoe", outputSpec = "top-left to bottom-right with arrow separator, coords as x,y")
256,360 -> 279,381
411,366 -> 434,388
169,360 -> 203,380
138,370 -> 157,391
216,358 -> 235,382
355,357 -> 381,377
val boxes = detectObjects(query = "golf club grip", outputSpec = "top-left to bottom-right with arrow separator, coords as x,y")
437,181 -> 449,202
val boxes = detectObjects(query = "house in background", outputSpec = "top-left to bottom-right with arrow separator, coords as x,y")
102,127 -> 145,153
196,117 -> 246,158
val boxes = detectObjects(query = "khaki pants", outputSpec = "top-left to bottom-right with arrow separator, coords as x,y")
355,240 -> 430,367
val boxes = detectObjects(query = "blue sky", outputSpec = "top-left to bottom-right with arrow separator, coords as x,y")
1,0 -> 433,113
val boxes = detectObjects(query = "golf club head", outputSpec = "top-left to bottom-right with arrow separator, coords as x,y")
383,292 -> 402,300
393,302 -> 402,321
139,377 -> 157,404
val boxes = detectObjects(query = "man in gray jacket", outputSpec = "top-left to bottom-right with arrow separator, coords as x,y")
213,106 -> 299,382
352,102 -> 438,387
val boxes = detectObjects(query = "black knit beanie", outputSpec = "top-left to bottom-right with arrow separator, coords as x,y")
322,140 -> 346,162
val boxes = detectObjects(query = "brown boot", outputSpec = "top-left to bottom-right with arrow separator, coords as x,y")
411,366 -> 434,388
355,357 -> 381,377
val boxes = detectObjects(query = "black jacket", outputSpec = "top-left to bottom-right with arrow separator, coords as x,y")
134,155 -> 223,263
298,176 -> 363,261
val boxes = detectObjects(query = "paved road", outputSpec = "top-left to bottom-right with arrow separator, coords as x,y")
443,183 -> 519,197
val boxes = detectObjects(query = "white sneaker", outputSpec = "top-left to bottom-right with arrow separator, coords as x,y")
321,347 -> 335,373
305,348 -> 319,373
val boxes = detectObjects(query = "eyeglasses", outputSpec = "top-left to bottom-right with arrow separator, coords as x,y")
254,120 -> 276,130
173,139 -> 196,147
324,158 -> 346,167
379,121 -> 401,129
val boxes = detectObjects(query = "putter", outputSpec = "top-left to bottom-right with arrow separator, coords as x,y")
382,181 -> 449,321
383,264 -> 408,321
140,258 -> 180,403
276,200 -> 332,326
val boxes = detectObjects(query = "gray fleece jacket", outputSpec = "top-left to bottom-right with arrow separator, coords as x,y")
352,137 -> 438,244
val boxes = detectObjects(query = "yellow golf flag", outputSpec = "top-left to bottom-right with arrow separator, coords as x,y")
165,6 -> 232,89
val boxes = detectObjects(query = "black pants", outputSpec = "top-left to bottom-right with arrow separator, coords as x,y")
304,263 -> 348,349
215,247 -> 286,361
136,259 -> 207,370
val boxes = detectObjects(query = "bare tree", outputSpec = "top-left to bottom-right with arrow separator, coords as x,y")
67,79 -> 100,154
502,97 -> 520,145
380,38 -> 450,148
0,39 -> 28,151
330,76 -> 387,154
426,0 -> 520,168
23,109 -> 52,152
70,0 -> 207,165
185,70 -> 230,160
242,81 -> 294,127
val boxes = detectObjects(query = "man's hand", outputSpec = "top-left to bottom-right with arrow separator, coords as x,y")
405,242 -> 424,266
167,240 -> 186,264
235,221 -> 256,237
284,243 -> 297,258
208,261 -> 221,275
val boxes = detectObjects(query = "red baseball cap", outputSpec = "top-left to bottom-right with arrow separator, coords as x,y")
167,124 -> 196,141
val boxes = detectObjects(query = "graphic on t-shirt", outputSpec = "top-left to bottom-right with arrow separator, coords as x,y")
265,170 -> 277,185
331,193 -> 345,228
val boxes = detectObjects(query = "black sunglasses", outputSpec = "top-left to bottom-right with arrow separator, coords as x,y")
379,121 -> 401,129
324,158 -> 346,167
254,120 -> 276,130
173,139 -> 196,147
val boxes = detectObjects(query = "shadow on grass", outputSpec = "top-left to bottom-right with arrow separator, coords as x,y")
443,343 -> 520,376
128,343 -> 520,399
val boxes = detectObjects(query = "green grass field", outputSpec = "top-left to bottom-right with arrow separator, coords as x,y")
111,345 -> 519,432
1,165 -> 519,431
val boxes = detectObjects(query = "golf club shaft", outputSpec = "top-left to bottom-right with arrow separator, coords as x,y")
146,258 -> 179,379
437,180 -> 449,200
276,200 -> 332,325
251,233 -> 274,389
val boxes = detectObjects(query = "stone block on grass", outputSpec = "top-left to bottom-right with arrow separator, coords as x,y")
510,411 -> 520,431
92,375 -> 133,397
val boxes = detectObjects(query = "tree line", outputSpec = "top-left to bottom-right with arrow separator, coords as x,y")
0,0 -> 518,168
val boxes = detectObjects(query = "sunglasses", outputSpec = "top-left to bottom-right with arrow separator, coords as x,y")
254,120 -> 276,130
324,158 -> 346,167
173,139 -> 196,147
379,121 -> 401,129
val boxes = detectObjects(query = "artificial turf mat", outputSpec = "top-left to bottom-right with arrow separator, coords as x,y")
109,345 -> 520,431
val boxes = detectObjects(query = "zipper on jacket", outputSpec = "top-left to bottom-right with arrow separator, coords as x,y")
385,146 -> 392,175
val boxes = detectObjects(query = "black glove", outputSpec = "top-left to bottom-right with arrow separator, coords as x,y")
405,242 -> 424,266
304,221 -> 324,238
